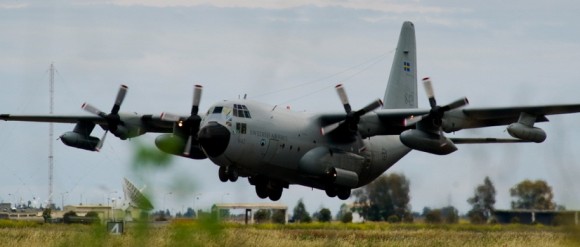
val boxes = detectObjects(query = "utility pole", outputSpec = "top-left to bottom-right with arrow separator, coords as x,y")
48,63 -> 55,208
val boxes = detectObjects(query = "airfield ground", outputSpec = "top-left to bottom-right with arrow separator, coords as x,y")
1,219 -> 579,247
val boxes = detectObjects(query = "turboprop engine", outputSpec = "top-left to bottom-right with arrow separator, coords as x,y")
399,129 -> 458,155
60,131 -> 100,151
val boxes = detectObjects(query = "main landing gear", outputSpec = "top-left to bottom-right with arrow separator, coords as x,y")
325,187 -> 351,200
218,166 -> 239,182
249,176 -> 284,201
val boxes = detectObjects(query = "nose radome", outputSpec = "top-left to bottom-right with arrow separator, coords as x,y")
198,122 -> 231,158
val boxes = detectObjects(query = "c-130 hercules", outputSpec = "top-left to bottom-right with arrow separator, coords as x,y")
3,21 -> 580,201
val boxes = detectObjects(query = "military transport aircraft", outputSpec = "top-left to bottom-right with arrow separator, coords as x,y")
2,21 -> 580,201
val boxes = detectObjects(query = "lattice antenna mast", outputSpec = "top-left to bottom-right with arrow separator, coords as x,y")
48,63 -> 55,208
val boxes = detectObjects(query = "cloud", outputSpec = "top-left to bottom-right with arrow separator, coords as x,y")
83,0 -> 457,14
0,2 -> 28,9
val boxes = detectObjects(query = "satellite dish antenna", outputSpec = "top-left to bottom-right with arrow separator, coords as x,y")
122,178 -> 154,211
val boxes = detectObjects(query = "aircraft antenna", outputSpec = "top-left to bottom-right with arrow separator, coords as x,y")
48,63 -> 55,208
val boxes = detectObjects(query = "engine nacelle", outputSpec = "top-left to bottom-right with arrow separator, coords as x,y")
507,123 -> 546,143
60,132 -> 100,151
298,146 -> 363,187
400,129 -> 457,155
327,167 -> 359,188
155,134 -> 206,159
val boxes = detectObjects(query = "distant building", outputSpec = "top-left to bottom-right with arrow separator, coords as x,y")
0,203 -> 11,212
494,209 -> 580,225
214,203 -> 288,224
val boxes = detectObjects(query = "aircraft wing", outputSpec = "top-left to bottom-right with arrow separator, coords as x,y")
0,114 -> 105,124
0,113 -> 173,134
318,103 -> 580,142
448,104 -> 580,130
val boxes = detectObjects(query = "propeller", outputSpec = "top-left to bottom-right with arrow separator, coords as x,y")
321,84 -> 383,136
160,85 -> 203,156
82,84 -> 129,151
404,77 -> 469,144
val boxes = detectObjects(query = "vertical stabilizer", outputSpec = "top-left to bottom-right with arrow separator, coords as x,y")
383,21 -> 417,109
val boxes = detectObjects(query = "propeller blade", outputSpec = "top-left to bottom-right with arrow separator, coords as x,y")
335,84 -> 352,113
404,115 -> 424,127
160,112 -> 182,122
111,84 -> 128,114
320,121 -> 342,136
95,130 -> 108,151
191,85 -> 203,115
183,135 -> 193,156
441,97 -> 469,112
355,99 -> 383,117
422,77 -> 437,108
82,103 -> 107,117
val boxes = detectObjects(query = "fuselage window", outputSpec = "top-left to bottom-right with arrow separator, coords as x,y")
213,106 -> 223,114
236,122 -> 247,134
233,104 -> 252,119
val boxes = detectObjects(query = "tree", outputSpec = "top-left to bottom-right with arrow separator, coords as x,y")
424,209 -> 442,224
340,212 -> 353,223
352,173 -> 412,222
467,176 -> 496,224
441,206 -> 459,224
254,209 -> 271,223
317,208 -> 332,223
510,179 -> 555,210
292,199 -> 311,223
42,208 -> 52,223
336,203 -> 353,223
183,207 -> 196,218
271,210 -> 286,224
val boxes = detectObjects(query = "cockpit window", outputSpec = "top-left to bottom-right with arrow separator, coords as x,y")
212,106 -> 223,114
233,104 -> 251,118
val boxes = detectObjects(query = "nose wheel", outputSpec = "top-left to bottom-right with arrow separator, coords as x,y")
218,166 -> 239,182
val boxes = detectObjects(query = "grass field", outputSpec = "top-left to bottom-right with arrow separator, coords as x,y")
1,219 -> 579,247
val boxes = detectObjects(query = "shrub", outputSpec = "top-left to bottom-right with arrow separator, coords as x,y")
387,215 -> 400,223
425,210 -> 442,224
341,212 -> 353,223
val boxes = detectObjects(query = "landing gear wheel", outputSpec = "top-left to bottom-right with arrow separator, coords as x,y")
227,167 -> 239,182
268,186 -> 283,201
218,166 -> 228,182
256,184 -> 269,199
325,188 -> 337,198
337,188 -> 351,200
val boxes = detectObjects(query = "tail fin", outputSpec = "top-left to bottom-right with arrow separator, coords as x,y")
382,21 -> 417,109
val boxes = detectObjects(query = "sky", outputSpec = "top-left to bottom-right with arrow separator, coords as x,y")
1,0 -> 580,216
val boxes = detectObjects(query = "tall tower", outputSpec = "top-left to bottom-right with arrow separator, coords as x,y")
48,63 -> 55,208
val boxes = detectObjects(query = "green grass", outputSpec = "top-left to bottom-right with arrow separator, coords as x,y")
0,219 -> 579,247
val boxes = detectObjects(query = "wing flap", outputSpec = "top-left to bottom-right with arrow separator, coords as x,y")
450,137 -> 531,144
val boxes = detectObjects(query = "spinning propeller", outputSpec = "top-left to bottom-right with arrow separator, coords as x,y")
404,77 -> 469,144
321,84 -> 383,136
160,85 -> 203,156
81,84 -> 128,151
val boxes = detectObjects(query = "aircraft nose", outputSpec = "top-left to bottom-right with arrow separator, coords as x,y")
198,122 -> 231,158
